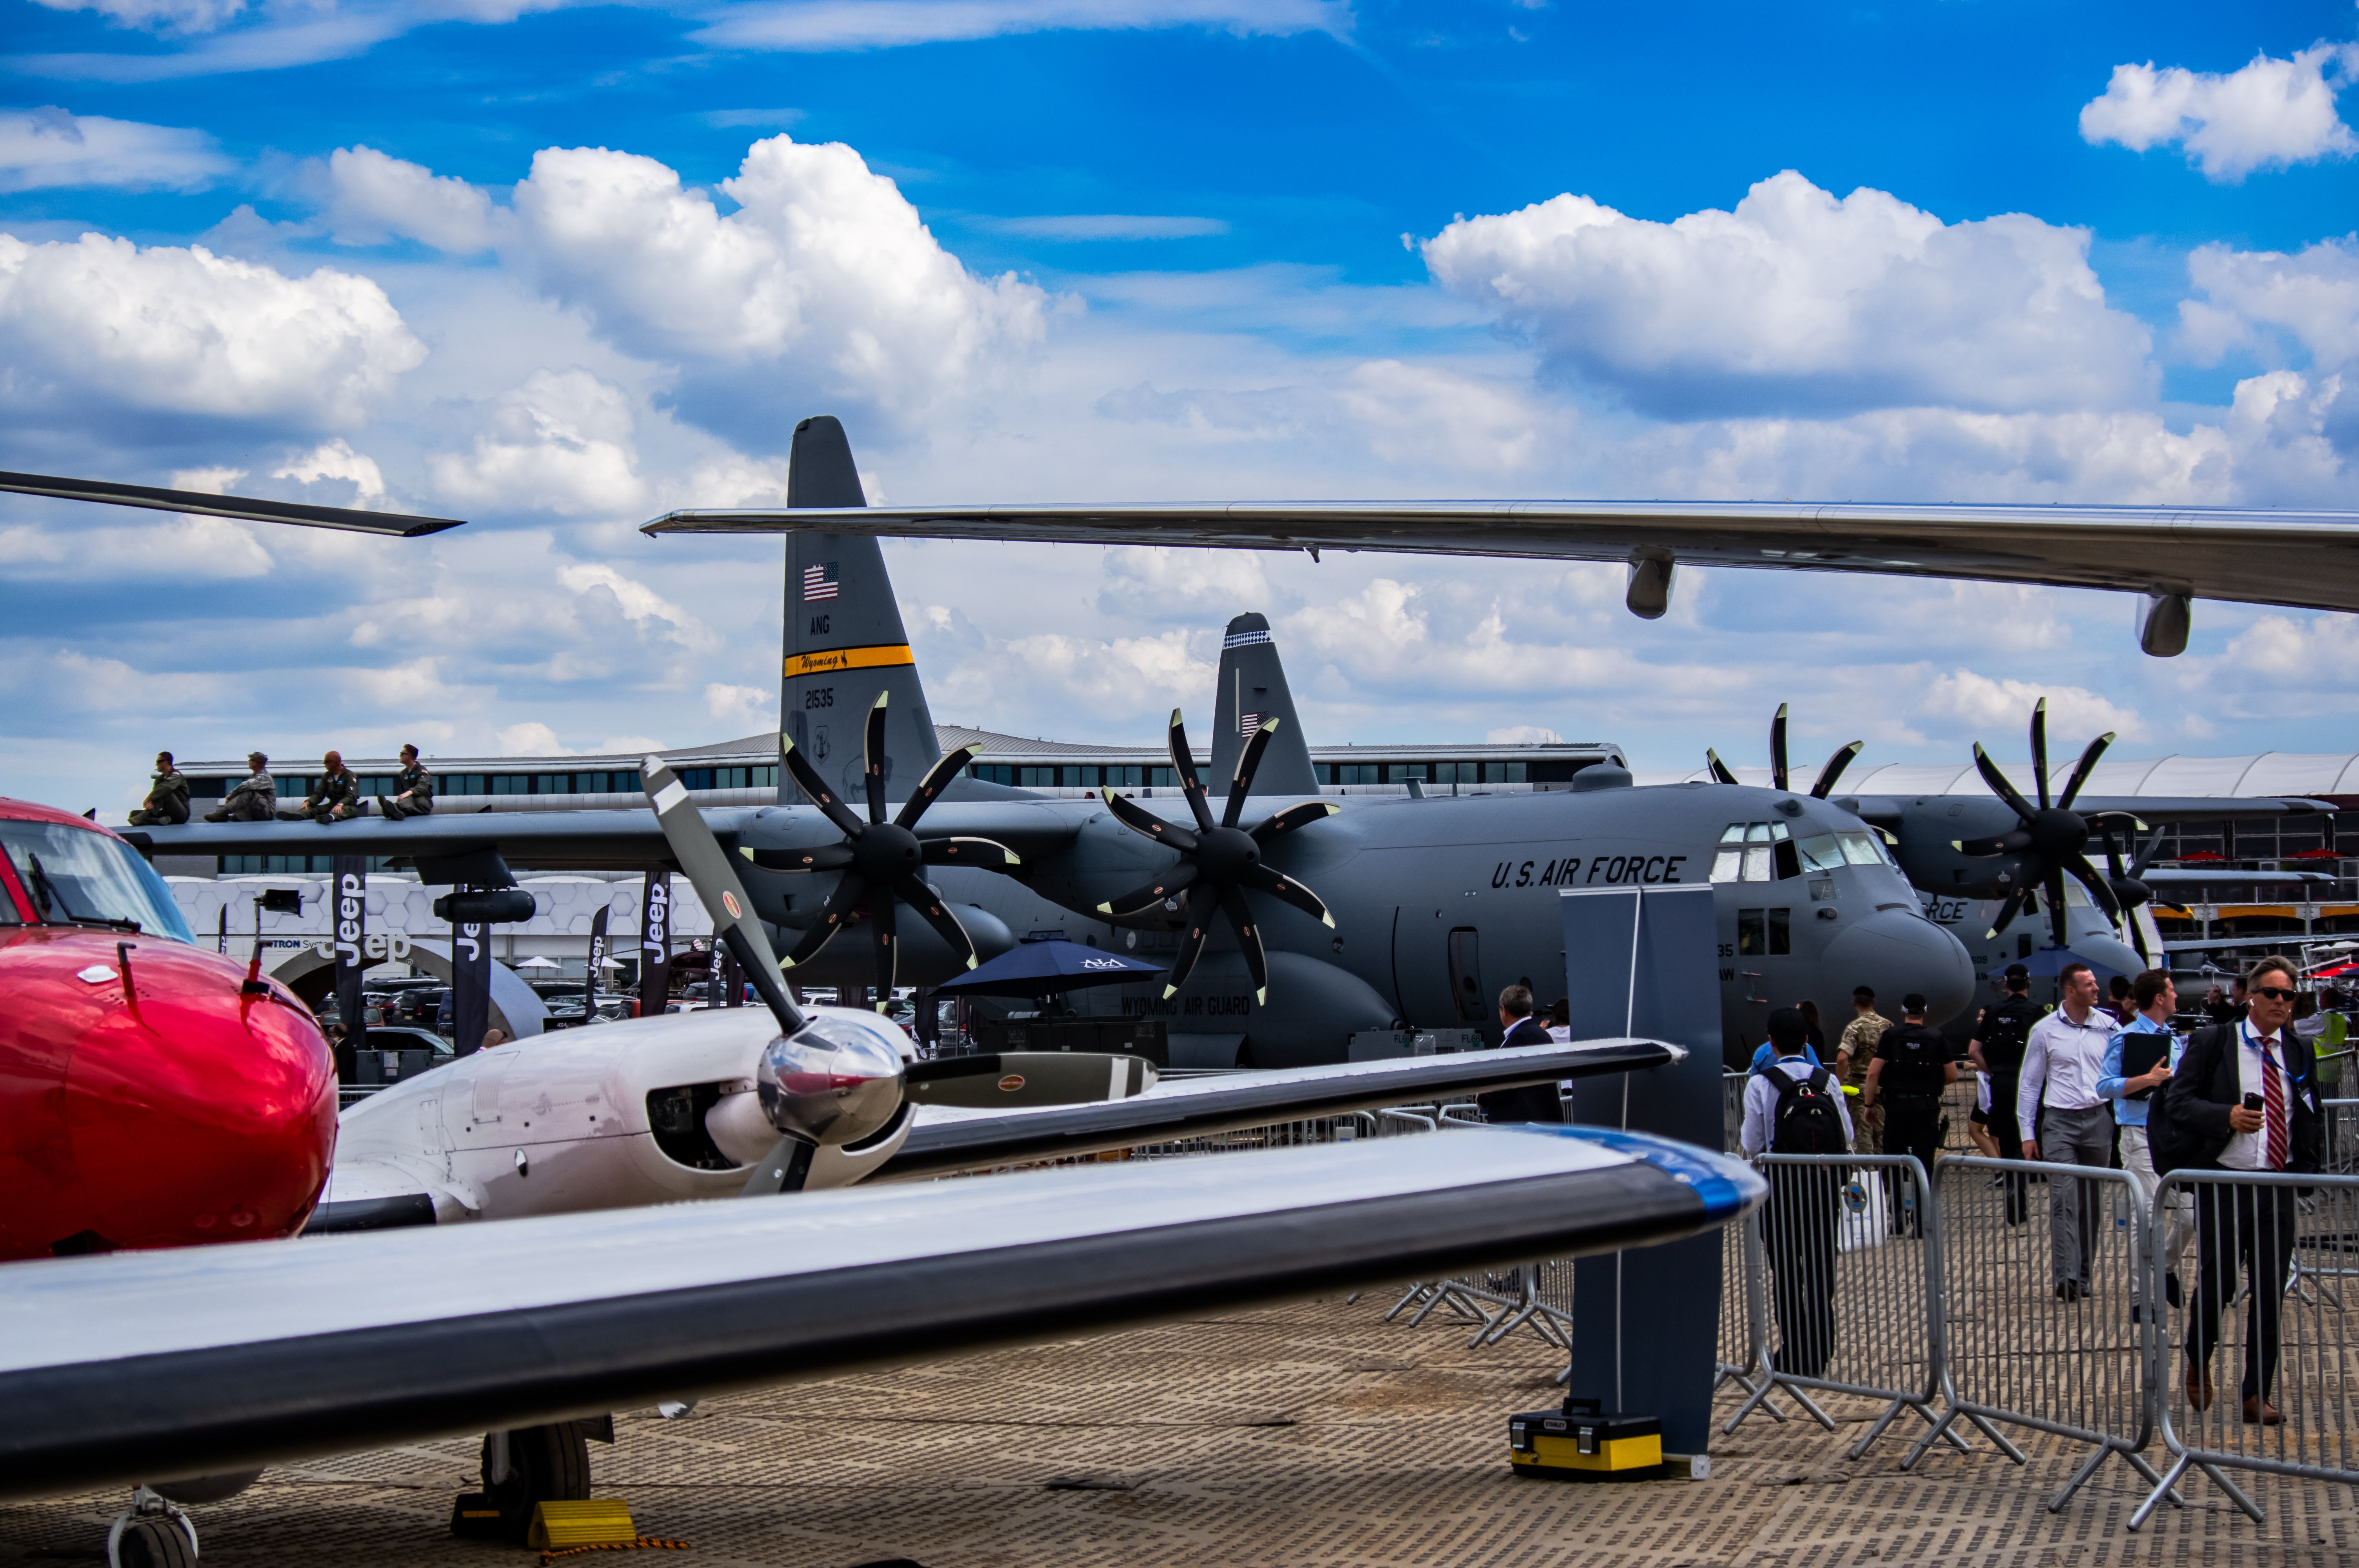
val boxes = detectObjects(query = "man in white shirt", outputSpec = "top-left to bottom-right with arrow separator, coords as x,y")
2019,962 -> 2118,1300
1742,1009 -> 1854,1380
2157,957 -> 2323,1423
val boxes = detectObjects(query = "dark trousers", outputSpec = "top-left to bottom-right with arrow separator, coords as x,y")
1763,1165 -> 1841,1379
2188,1183 -> 2299,1401
1989,1072 -> 2028,1223
1882,1097 -> 1942,1238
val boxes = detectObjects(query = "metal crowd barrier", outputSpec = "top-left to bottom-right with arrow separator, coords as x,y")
2135,1169 -> 2359,1528
1725,1153 -> 1968,1459
1911,1155 -> 2171,1509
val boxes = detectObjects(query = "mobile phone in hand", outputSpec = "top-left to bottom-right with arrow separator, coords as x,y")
2244,1093 -> 2264,1111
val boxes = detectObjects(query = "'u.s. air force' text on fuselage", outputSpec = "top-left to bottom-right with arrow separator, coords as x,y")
1491,853 -> 1693,890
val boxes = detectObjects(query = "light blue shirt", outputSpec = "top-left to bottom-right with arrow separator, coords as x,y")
2099,1014 -> 2183,1127
1749,1038 -> 1823,1076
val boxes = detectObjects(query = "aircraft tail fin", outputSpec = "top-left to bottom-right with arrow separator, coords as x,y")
779,416 -> 942,804
1209,612 -> 1319,797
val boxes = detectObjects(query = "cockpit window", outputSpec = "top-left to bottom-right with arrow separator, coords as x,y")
0,820 -> 193,942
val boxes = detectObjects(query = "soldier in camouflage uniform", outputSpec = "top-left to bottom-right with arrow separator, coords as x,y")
205,753 -> 278,822
279,751 -> 365,823
379,743 -> 434,820
1836,986 -> 1894,1154
127,751 -> 189,826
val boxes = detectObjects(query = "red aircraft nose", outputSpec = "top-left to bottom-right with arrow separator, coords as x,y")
0,929 -> 337,1261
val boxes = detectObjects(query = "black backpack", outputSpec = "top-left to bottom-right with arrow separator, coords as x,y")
1979,997 -> 2037,1074
1769,1066 -> 1848,1155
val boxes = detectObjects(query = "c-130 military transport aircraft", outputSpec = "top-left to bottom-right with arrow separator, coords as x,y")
144,417 -> 1984,1062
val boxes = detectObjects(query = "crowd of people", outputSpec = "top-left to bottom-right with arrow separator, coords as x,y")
1725,959 -> 2336,1423
147,746 -> 438,824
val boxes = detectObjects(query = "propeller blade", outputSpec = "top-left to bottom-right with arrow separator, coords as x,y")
1808,741 -> 1863,799
1221,885 -> 1269,1005
895,743 -> 979,829
893,873 -> 979,971
1162,909 -> 1214,999
1166,709 -> 1215,833
783,871 -> 867,968
2127,907 -> 2153,965
2045,869 -> 2070,951
2131,828 -> 2168,878
1706,749 -> 1739,787
2063,853 -> 2122,920
868,886 -> 898,1005
2055,730 -> 2115,810
1956,829 -> 2034,857
1972,742 -> 2040,825
2097,819 -> 2126,879
1102,788 -> 1202,854
1223,715 -> 1281,829
742,843 -> 857,873
1239,862 -> 1334,927
863,692 -> 890,824
1985,889 -> 2026,941
1250,799 -> 1340,843
2030,699 -> 2051,809
1096,862 -> 1201,918
921,836 -> 1023,872
639,754 -> 804,1035
1770,702 -> 1789,794
780,735 -> 869,841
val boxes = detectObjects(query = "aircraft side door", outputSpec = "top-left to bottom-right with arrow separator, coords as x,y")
1447,927 -> 1485,1023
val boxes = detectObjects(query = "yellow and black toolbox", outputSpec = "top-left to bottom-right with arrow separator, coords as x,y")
1509,1399 -> 1666,1481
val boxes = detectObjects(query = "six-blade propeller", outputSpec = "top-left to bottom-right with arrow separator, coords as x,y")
745,693 -> 1020,1007
1096,708 -> 1336,1004
1706,702 -> 1864,799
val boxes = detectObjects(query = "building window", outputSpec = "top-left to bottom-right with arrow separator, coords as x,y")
1149,766 -> 1177,787
1488,762 -> 1527,783
1394,763 -> 1428,783
491,775 -> 529,795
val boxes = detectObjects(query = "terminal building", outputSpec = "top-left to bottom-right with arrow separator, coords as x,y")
169,731 -> 2359,955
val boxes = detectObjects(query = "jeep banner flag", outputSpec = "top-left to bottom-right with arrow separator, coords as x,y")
332,855 -> 367,1038
640,870 -> 672,1016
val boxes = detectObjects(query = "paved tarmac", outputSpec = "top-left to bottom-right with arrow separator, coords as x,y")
6,1291 -> 2352,1567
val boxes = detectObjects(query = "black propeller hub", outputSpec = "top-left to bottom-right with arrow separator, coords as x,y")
2029,807 -> 2088,862
1194,826 -> 1261,883
2110,876 -> 2152,910
856,821 -> 925,875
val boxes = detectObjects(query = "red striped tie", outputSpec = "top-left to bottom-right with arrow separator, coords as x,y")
2261,1038 -> 2288,1172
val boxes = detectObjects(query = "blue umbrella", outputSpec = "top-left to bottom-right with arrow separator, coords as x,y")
930,939 -> 1164,998
2021,946 -> 2128,981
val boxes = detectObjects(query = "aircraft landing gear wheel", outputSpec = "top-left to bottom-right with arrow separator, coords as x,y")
107,1490 -> 198,1568
476,1422 -> 591,1544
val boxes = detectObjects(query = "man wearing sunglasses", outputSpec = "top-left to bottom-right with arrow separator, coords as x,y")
2154,957 -> 2323,1425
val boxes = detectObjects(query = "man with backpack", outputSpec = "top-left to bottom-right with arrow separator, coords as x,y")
2152,957 -> 2323,1424
1970,964 -> 2041,1224
1742,1008 -> 1854,1379
1863,993 -> 1958,1239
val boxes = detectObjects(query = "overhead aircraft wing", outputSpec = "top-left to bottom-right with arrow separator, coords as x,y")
880,1038 -> 1679,1179
2139,867 -> 2338,887
0,1125 -> 1755,1501
1,470 -> 464,538
642,500 -> 2359,624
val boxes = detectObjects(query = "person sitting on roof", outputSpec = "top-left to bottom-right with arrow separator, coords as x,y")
204,753 -> 276,822
127,751 -> 189,826
278,751 -> 366,824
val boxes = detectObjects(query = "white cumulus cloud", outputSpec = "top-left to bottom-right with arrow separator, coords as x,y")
316,144 -> 506,252
428,369 -> 647,515
0,105 -> 233,192
1918,670 -> 2142,743
1422,172 -> 2151,419
0,232 -> 424,426
507,136 -> 1049,428
2080,44 -> 2359,183
2178,236 -> 2359,369
24,0 -> 248,33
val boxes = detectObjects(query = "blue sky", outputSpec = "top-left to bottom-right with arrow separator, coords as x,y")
2,0 -> 2356,813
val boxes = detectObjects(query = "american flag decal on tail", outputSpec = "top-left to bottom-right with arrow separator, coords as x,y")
801,563 -> 839,601
1240,712 -> 1264,737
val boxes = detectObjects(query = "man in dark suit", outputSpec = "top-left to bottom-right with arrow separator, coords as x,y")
1477,984 -> 1564,1123
2155,956 -> 2323,1425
